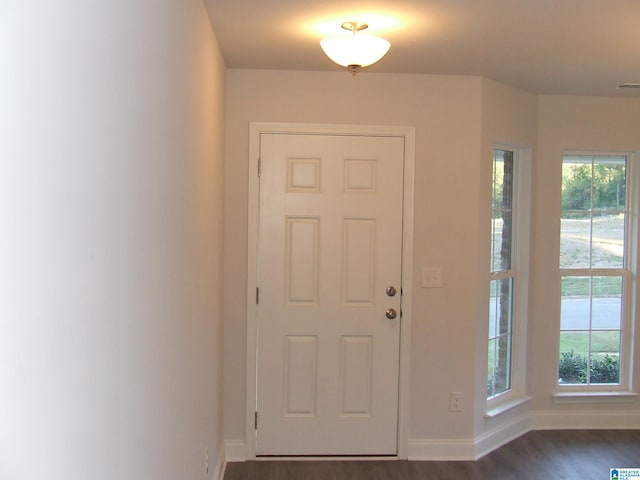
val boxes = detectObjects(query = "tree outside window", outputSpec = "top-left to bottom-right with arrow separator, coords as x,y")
559,154 -> 627,386
488,149 -> 515,399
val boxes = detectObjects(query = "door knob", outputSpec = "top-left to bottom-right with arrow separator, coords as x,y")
386,286 -> 397,297
386,308 -> 397,320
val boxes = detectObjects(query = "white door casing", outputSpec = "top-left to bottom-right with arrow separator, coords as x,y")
246,123 -> 414,459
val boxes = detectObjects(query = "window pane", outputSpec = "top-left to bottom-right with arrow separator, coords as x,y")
561,276 -> 590,331
591,214 -> 625,268
589,331 -> 620,384
560,216 -> 591,269
561,155 -> 626,270
488,277 -> 513,398
498,211 -> 513,271
492,150 -> 513,210
489,278 -> 513,337
487,338 -> 497,397
498,278 -> 513,336
559,331 -> 589,384
491,217 -> 501,272
488,147 -> 518,400
487,335 -> 512,398
590,331 -> 621,358
562,159 -> 591,212
560,276 -> 623,386
492,151 -> 503,211
592,157 -> 626,211
489,280 -> 498,339
497,334 -> 512,392
491,149 -> 513,272
591,276 -> 622,330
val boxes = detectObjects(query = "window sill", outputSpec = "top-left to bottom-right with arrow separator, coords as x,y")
484,395 -> 532,420
553,391 -> 638,405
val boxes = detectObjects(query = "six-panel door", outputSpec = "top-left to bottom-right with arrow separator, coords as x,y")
256,133 -> 404,455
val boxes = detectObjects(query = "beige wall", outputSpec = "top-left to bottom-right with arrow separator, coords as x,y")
476,79 -> 538,435
224,70 -> 486,442
531,95 -> 640,412
0,1 -> 226,478
4,5 -> 637,470
225,71 -> 640,452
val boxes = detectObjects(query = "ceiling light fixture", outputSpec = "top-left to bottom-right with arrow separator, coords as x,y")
320,22 -> 391,75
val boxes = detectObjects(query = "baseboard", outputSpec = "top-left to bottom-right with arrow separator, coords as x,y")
407,437 -> 476,461
473,413 -> 531,459
531,410 -> 640,430
213,443 -> 226,480
227,410 -> 640,464
224,440 -> 246,463
408,413 -> 530,461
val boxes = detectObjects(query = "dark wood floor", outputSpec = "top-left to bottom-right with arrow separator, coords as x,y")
223,430 -> 640,479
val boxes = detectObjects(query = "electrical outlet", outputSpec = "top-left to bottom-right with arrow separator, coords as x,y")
422,267 -> 443,288
450,392 -> 463,412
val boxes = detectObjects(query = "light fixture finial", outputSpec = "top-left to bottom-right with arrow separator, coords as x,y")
341,21 -> 368,33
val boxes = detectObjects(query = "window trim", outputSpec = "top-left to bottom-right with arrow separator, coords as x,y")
487,144 -> 531,412
556,150 -> 637,394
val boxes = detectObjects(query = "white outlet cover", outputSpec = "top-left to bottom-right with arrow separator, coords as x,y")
422,267 -> 443,288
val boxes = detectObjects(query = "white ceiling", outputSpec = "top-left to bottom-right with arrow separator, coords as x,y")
203,0 -> 640,97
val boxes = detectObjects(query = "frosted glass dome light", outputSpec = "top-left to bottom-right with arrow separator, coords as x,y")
320,22 -> 391,75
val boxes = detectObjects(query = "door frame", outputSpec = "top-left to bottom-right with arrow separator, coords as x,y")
245,122 -> 415,459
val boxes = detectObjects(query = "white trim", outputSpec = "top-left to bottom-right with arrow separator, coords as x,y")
625,151 -> 638,391
213,443 -> 227,480
557,151 -> 635,391
408,412 -> 530,461
245,122 -> 416,460
513,146 -> 532,402
398,127 -> 415,460
304,409 -> 640,462
531,410 -> 640,429
246,124 -> 261,460
552,391 -> 638,404
486,144 -> 532,408
225,440 -> 247,463
409,409 -> 640,461
407,438 -> 476,461
484,395 -> 532,419
473,412 -> 531,459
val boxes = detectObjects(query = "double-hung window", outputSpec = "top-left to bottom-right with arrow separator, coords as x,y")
488,146 -> 530,406
558,152 -> 633,390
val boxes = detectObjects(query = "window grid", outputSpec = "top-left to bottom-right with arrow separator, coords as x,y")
558,153 -> 628,387
488,149 -> 515,400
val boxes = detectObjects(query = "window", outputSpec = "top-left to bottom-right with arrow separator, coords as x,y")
488,149 -> 514,398
558,153 -> 631,388
488,146 -> 530,404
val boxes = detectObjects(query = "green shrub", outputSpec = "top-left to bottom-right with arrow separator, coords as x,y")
558,350 -> 619,384
559,350 -> 587,384
590,354 -> 620,384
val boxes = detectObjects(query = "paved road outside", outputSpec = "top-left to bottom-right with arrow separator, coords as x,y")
489,297 -> 621,337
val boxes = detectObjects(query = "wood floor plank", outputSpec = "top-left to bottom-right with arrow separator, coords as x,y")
224,430 -> 640,479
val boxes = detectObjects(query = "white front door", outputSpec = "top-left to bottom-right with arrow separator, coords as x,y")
256,132 -> 405,456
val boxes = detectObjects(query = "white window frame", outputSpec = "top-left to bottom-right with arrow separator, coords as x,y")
486,144 -> 532,417
555,150 -> 638,399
